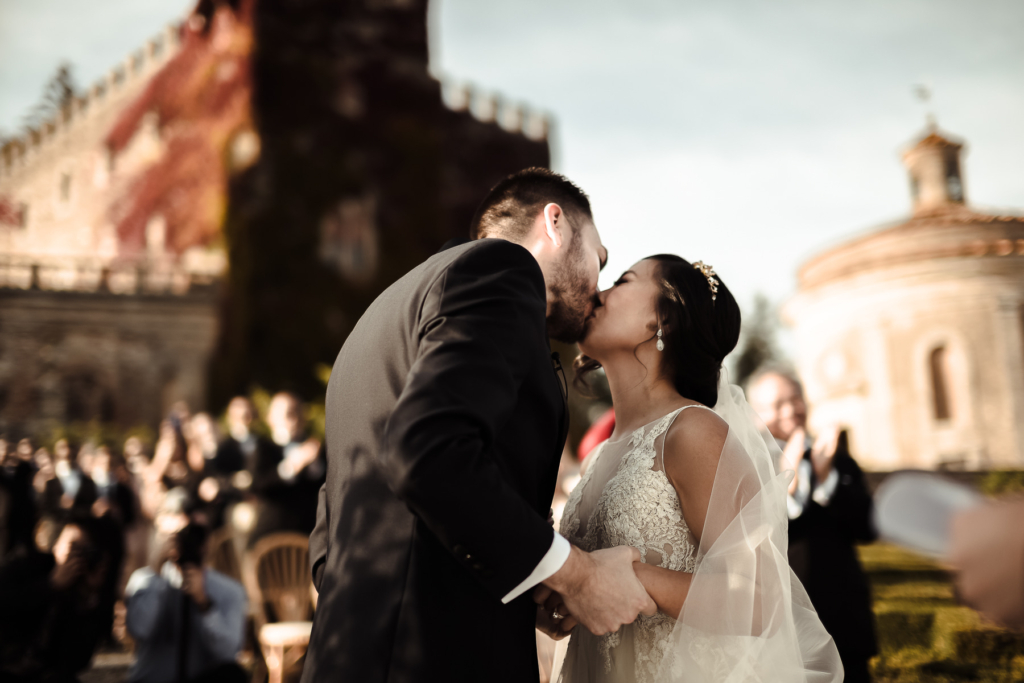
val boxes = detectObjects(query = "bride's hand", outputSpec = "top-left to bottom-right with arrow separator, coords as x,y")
534,589 -> 577,640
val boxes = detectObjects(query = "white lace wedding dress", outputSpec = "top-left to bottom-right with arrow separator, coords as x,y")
556,406 -> 705,683
552,375 -> 844,683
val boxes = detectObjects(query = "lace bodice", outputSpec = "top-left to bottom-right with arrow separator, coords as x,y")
558,406 -> 708,683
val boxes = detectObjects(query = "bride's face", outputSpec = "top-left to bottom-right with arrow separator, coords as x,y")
578,259 -> 661,361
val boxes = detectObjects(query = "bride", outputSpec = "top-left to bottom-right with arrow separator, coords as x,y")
540,255 -> 843,683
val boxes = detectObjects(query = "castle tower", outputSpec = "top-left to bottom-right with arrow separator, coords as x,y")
902,124 -> 966,215
0,0 -> 551,433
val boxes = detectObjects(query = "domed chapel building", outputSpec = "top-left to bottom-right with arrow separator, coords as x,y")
786,123 -> 1024,471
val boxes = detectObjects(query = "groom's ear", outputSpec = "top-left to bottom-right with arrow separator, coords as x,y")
542,203 -> 566,248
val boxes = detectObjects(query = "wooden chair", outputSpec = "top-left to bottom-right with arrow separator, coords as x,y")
207,526 -> 243,583
243,533 -> 315,683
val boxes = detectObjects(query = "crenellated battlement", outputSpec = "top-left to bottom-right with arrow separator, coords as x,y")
0,23 -> 182,180
441,80 -> 550,142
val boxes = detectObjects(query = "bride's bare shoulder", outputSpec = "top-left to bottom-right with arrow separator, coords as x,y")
662,406 -> 727,483
667,405 -> 727,454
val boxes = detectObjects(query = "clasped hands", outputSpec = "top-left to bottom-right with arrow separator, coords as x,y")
534,545 -> 657,640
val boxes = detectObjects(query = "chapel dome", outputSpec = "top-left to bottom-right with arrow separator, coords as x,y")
798,124 -> 1024,292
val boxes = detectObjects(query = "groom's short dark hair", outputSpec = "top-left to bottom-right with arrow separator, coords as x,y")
470,168 -> 592,241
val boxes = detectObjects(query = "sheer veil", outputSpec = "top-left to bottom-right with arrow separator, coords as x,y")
655,370 -> 843,682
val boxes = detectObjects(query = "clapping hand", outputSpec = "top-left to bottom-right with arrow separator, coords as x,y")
279,438 -> 322,479
780,427 -> 806,496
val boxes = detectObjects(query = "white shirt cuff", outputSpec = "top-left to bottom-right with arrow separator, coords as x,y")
501,532 -> 571,604
787,493 -> 805,520
811,467 -> 840,507
787,459 -> 812,520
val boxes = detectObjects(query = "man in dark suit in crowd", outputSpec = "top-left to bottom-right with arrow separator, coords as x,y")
261,392 -> 325,535
211,397 -> 269,479
749,369 -> 879,683
304,168 -> 656,683
0,438 -> 36,557
43,439 -> 98,517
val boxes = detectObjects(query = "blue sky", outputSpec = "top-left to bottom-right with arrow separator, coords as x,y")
3,0 -> 1023,343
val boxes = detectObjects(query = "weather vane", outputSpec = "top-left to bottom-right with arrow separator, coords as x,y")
913,83 -> 936,129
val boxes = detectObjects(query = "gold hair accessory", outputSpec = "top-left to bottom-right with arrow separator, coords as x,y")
692,261 -> 719,301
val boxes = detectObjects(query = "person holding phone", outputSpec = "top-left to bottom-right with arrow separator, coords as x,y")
125,523 -> 248,683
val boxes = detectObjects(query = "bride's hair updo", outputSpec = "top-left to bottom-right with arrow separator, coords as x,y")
575,254 -> 741,407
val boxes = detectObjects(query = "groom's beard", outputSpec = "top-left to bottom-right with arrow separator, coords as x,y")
547,231 -> 591,344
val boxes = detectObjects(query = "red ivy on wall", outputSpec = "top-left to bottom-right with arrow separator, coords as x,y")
0,195 -> 23,226
105,0 -> 254,256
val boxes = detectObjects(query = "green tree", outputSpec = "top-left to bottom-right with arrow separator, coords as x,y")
22,62 -> 79,130
734,293 -> 780,387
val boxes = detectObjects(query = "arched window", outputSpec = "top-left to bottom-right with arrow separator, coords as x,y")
59,172 -> 72,202
929,346 -> 952,422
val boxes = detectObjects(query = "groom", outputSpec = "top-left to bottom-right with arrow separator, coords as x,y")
302,168 -> 655,682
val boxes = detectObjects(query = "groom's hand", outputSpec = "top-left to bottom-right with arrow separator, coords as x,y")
540,545 -> 656,636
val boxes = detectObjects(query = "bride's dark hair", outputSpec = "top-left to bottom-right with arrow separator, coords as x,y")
574,254 -> 741,407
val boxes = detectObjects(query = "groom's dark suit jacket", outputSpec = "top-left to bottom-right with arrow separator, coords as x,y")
302,239 -> 569,683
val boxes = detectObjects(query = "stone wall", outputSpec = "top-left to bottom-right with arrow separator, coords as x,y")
0,284 -> 219,436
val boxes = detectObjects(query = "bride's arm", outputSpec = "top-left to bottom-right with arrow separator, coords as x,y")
633,407 -> 727,618
632,562 -> 693,619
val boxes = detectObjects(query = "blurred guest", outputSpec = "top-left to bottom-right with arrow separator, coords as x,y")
748,368 -> 878,683
125,522 -> 247,683
120,437 -> 154,596
208,396 -> 267,540
170,400 -> 192,427
267,392 -> 324,484
32,448 -> 52,491
77,442 -> 97,479
254,392 -> 324,538
14,438 -> 35,465
93,510 -> 128,648
211,397 -> 265,487
189,413 -> 220,470
123,437 -> 151,482
0,514 -> 112,682
91,446 -> 136,639
1,439 -> 37,559
47,439 -> 98,515
187,413 -> 231,528
142,421 -> 198,521
948,495 -> 1024,630
92,446 -> 137,526
149,488 -> 192,560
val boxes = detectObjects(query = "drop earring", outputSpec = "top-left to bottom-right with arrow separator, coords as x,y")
656,328 -> 664,351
